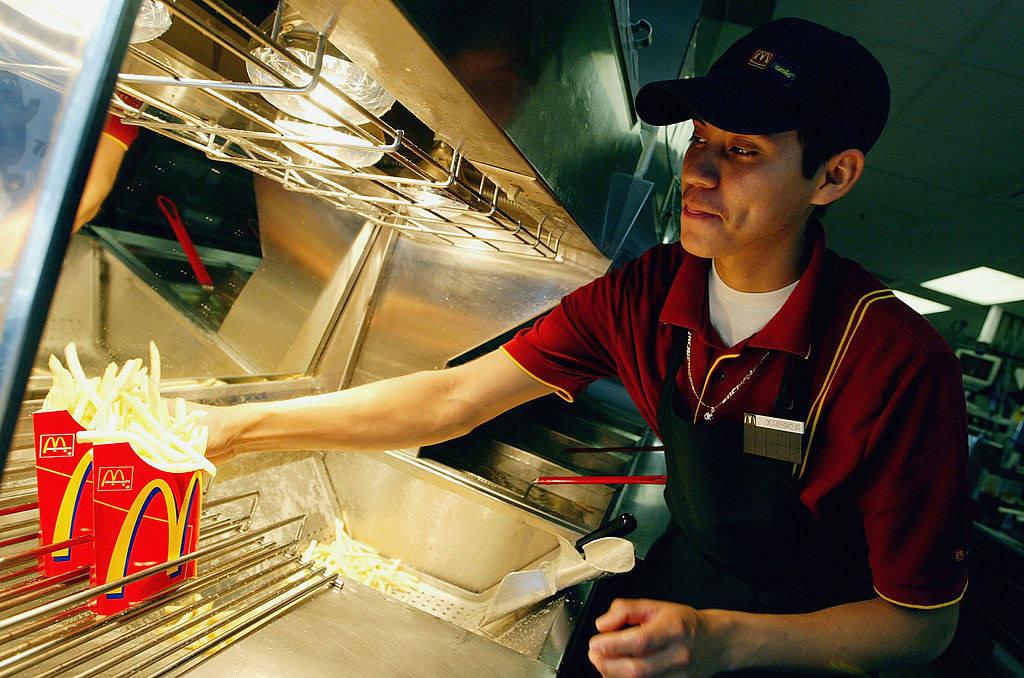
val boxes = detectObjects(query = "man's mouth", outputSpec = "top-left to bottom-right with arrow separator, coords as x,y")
682,203 -> 720,219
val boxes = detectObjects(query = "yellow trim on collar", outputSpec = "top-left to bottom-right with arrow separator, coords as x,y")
799,290 -> 895,480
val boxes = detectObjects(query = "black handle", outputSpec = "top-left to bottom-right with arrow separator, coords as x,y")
575,513 -> 637,553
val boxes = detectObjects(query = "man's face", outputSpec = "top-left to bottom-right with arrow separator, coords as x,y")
679,120 -> 823,271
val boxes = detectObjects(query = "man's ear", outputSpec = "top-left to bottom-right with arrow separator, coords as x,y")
810,149 -> 865,207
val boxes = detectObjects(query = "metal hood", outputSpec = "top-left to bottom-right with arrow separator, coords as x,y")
112,0 -> 655,277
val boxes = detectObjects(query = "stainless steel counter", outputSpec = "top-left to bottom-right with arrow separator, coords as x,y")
183,579 -> 557,678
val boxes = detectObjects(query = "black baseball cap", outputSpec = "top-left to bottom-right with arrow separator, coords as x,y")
635,17 -> 890,153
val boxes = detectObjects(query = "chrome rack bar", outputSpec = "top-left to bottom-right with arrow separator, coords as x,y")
0,541 -> 294,677
86,561 -> 331,678
24,556 -> 325,678
0,515 -> 304,634
140,568 -> 335,678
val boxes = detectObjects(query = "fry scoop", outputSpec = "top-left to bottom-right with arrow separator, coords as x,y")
481,515 -> 636,625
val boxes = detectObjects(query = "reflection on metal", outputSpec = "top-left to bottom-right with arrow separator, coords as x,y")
109,0 -> 607,266
342,235 -> 599,389
216,175 -> 374,375
33,237 -> 256,379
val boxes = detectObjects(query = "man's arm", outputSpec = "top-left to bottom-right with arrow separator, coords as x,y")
202,349 -> 556,464
586,596 -> 957,677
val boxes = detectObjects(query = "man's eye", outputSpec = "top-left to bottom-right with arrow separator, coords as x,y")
688,135 -> 706,145
731,146 -> 758,156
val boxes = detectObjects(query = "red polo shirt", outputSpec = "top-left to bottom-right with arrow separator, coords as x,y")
503,221 -> 970,609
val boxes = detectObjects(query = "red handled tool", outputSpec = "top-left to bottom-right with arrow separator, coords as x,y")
156,194 -> 213,287
534,475 -> 667,485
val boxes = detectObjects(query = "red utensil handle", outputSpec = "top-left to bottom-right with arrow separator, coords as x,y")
534,475 -> 667,485
157,195 -> 213,286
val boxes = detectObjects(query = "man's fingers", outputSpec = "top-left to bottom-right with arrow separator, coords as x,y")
588,647 -> 687,678
592,599 -> 682,656
595,598 -> 660,633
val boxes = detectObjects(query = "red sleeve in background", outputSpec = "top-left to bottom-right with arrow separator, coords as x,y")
102,113 -> 140,150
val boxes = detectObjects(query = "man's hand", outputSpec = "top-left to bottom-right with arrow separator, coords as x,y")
188,402 -> 238,467
587,599 -> 729,677
586,595 -> 959,677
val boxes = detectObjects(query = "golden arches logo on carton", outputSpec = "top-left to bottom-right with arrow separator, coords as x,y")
52,450 -> 93,562
103,472 -> 202,599
98,466 -> 133,491
39,434 -> 75,457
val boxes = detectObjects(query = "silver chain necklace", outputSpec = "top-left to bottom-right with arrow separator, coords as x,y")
685,331 -> 769,421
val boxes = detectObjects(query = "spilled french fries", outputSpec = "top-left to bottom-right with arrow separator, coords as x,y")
42,342 -> 215,476
301,514 -> 418,595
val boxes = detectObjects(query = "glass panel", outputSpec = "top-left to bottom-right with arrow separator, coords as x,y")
0,0 -> 134,457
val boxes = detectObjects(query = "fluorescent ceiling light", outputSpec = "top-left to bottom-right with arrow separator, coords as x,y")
892,290 -> 951,315
920,266 -> 1024,305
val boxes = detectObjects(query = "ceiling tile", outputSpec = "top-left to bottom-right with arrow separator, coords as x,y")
771,0 -> 1000,55
898,64 -> 1024,155
868,123 -> 1024,198
957,0 -> 1024,78
865,43 -> 945,119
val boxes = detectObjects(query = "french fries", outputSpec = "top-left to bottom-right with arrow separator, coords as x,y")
301,514 -> 418,595
42,342 -> 215,476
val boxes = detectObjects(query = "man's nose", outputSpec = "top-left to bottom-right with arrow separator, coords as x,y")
682,150 -> 718,188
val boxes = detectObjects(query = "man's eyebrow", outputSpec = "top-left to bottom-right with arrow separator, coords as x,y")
691,119 -> 782,147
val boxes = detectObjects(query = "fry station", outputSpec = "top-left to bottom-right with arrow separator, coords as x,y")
3,1 -> 1024,677
0,1 -> 678,675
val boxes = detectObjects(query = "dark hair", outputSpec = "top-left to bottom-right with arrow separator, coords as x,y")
797,127 -> 848,219
797,127 -> 846,179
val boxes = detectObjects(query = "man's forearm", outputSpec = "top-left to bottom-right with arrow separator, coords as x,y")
208,350 -> 555,458
713,597 -> 958,674
223,370 -> 476,454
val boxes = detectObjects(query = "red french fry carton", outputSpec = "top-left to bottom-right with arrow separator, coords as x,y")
33,410 -> 95,576
90,441 -> 203,615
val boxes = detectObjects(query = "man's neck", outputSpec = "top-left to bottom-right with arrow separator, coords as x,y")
712,224 -> 811,292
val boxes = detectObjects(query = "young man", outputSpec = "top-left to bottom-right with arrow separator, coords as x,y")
203,18 -> 970,677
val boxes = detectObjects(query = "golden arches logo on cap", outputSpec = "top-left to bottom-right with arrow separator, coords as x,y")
747,48 -> 775,71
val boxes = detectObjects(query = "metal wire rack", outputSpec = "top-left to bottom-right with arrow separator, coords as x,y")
0,491 -> 337,678
107,0 -> 565,260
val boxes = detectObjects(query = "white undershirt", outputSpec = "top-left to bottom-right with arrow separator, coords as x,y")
708,262 -> 799,347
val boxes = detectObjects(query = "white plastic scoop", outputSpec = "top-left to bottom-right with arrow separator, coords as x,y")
481,514 -> 636,625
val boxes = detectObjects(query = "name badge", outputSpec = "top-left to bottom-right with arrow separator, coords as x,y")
742,413 -> 804,463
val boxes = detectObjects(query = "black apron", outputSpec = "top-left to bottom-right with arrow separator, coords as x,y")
644,328 -> 873,617
559,256 -> 875,676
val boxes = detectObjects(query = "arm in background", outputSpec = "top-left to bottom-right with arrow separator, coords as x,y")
73,112 -> 139,232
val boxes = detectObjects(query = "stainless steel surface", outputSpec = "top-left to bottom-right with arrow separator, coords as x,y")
1,2 -> 666,674
184,579 -> 557,678
113,0 -> 610,269
291,0 -> 649,258
0,489 -> 335,678
420,391 -> 652,529
383,0 -> 647,249
171,442 -> 599,670
345,235 -> 599,385
216,175 -> 376,374
33,236 -> 255,379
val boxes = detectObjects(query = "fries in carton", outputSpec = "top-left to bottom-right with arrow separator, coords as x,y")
34,342 -> 215,615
